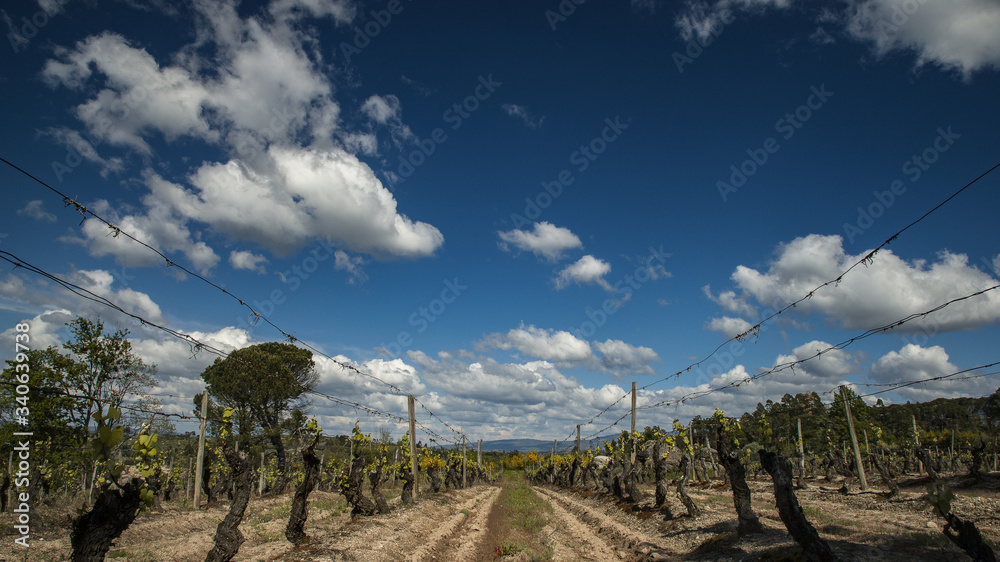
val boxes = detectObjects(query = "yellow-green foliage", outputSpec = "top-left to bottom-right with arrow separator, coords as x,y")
419,447 -> 446,470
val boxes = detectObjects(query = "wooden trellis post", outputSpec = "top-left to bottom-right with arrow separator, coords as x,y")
258,451 -> 265,496
913,415 -> 923,475
797,418 -> 806,484
193,391 -> 209,509
408,395 -> 419,501
840,386 -> 867,491
631,382 -> 637,464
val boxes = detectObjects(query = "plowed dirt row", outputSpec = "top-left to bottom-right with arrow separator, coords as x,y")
532,486 -> 634,561
278,485 -> 499,562
534,486 -> 677,561
410,485 -> 499,561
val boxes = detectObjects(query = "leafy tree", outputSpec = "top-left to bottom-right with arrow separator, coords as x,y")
62,317 -> 159,436
1,348 -> 85,455
200,342 -> 318,493
984,387 -> 1000,430
1,318 -> 158,497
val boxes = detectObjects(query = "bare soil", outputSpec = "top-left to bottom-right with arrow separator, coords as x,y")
1,472 -> 997,561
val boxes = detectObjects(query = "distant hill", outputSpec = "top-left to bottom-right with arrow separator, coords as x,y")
478,435 -> 617,453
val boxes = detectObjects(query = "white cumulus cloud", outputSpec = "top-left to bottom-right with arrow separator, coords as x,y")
229,250 -> 268,274
555,255 -> 613,291
717,234 -> 1000,333
498,222 -> 582,262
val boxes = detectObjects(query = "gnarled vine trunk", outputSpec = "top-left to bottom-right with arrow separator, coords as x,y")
400,466 -> 414,506
760,450 -> 837,562
918,448 -> 940,479
870,452 -> 900,498
205,442 -> 255,562
717,426 -> 762,536
369,459 -> 390,514
268,434 -> 288,495
652,441 -> 670,513
944,512 -> 998,562
70,479 -> 143,562
677,454 -> 701,518
427,465 -> 442,494
285,441 -> 321,545
341,456 -> 377,517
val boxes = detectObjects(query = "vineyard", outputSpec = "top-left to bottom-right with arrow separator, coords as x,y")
1,387 -> 999,560
3,0 -> 1000,560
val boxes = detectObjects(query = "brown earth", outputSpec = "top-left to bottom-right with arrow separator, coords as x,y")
1,472 -> 998,561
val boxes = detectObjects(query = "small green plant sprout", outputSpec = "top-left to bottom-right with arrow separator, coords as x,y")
713,408 -> 744,447
304,417 -> 321,436
397,434 -> 413,475
131,430 -> 159,508
219,407 -> 236,439
922,479 -> 956,518
672,421 -> 693,454
90,406 -> 126,485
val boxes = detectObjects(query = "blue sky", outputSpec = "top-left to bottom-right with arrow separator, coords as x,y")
2,0 -> 1000,444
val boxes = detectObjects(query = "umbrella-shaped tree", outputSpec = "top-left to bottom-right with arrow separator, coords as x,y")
200,342 -> 317,494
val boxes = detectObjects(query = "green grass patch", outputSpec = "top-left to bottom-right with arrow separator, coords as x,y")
107,549 -> 158,561
701,495 -> 730,504
498,478 -> 552,534
486,472 -> 555,560
247,502 -> 292,525
308,495 -> 348,514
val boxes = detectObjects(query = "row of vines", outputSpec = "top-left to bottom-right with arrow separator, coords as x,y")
523,404 -> 997,561
1,409 -> 498,561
